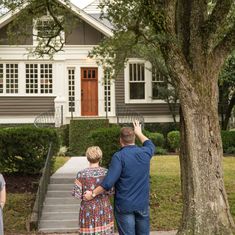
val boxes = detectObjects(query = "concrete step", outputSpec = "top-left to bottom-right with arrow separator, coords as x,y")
50,177 -> 74,184
39,227 -> 79,233
46,190 -> 73,198
43,204 -> 80,213
39,219 -> 78,228
44,197 -> 79,205
48,184 -> 73,191
41,212 -> 79,220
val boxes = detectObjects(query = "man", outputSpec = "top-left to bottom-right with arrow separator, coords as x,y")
84,120 -> 155,235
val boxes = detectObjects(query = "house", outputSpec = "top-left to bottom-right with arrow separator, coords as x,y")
0,0 -> 177,126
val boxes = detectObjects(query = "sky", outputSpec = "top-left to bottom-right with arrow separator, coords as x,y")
71,0 -> 95,9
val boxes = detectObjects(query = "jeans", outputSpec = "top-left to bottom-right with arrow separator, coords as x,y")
114,207 -> 150,235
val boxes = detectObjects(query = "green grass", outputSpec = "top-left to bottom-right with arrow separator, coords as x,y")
4,193 -> 35,233
52,156 -> 70,173
3,156 -> 235,233
150,155 -> 235,230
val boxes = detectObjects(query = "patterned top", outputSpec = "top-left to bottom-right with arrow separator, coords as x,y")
72,167 -> 114,235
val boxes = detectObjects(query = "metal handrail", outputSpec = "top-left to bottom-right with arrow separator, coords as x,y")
34,109 -> 55,128
116,105 -> 145,128
29,142 -> 54,230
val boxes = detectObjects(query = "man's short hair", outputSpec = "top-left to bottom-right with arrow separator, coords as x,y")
86,146 -> 102,163
120,127 -> 135,145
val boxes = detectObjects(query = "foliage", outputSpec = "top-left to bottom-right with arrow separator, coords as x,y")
221,131 -> 235,153
155,147 -> 167,155
0,0 -> 78,57
57,124 -> 70,147
167,131 -> 180,152
219,52 -> 235,130
88,126 -> 121,168
144,131 -> 165,148
0,127 -> 59,174
69,119 -> 109,155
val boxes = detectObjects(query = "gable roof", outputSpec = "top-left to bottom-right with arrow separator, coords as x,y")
0,0 -> 113,37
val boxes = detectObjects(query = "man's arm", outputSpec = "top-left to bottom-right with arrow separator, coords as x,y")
83,154 -> 122,201
133,120 -> 148,143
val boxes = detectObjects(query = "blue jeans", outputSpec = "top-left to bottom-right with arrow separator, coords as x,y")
114,207 -> 150,235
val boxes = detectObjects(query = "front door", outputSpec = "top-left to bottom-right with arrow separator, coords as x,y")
81,68 -> 98,116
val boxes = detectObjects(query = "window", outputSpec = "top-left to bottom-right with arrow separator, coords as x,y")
0,64 -> 3,93
6,64 -> 18,94
40,64 -> 53,94
25,63 -> 53,94
34,17 -> 64,45
152,69 -> 166,99
26,64 -> 38,94
129,63 -> 145,99
68,68 -> 75,113
125,59 -> 166,103
104,70 -> 111,113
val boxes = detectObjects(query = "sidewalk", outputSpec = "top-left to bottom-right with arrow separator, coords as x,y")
46,157 -> 177,235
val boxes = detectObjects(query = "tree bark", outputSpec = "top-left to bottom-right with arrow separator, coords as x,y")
177,76 -> 235,235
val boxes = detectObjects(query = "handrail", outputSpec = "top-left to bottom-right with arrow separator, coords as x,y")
116,105 -> 145,129
29,142 -> 54,230
34,109 -> 55,128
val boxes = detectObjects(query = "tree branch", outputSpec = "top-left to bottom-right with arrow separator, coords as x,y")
212,24 -> 235,70
204,0 -> 234,50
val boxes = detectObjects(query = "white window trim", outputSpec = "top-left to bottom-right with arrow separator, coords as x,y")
124,58 -> 166,104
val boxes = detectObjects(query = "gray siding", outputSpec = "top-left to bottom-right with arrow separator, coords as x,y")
115,71 -> 179,115
65,20 -> 104,45
0,22 -> 33,45
0,96 -> 55,116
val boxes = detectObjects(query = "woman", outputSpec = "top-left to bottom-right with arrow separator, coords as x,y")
0,174 -> 6,235
72,146 -> 114,235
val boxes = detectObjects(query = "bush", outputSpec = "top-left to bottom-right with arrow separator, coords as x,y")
167,131 -> 180,152
69,120 -> 109,155
89,126 -> 121,168
58,124 -> 70,147
0,127 -> 59,174
221,131 -> 235,153
155,147 -> 167,155
145,122 -> 179,137
144,131 -> 165,148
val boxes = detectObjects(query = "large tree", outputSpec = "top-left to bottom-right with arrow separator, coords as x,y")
90,0 -> 235,234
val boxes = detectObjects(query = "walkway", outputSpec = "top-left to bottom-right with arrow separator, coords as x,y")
39,156 -> 176,234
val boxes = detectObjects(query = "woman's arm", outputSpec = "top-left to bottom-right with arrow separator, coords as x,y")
0,185 -> 6,209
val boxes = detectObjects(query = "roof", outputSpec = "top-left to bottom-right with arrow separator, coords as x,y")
0,0 -> 113,37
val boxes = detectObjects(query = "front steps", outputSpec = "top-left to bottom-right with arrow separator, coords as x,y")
39,176 -> 81,233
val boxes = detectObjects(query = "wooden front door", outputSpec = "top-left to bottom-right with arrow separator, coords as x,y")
81,68 -> 98,116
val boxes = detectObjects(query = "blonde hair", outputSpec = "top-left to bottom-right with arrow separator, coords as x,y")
86,146 -> 102,163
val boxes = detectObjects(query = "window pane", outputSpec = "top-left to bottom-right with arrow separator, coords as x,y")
152,82 -> 166,99
130,83 -> 145,99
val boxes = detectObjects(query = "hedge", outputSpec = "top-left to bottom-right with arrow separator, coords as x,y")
69,119 -> 109,155
144,131 -> 165,148
0,127 -> 60,174
221,131 -> 235,153
89,126 -> 121,168
57,124 -> 70,147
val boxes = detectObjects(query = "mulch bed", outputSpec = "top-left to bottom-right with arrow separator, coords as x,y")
3,174 -> 41,193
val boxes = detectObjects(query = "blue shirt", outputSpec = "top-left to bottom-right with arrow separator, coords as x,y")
101,140 -> 155,213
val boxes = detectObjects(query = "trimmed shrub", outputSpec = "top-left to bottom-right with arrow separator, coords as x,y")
57,124 -> 70,147
145,122 -> 179,137
144,131 -> 165,148
0,127 -> 59,174
89,126 -> 121,168
69,119 -> 109,155
221,131 -> 235,153
155,147 -> 167,155
167,131 -> 180,152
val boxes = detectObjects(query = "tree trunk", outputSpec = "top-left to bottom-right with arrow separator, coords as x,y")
177,77 -> 235,235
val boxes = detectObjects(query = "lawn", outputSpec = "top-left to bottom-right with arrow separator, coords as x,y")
3,156 -> 235,233
150,155 -> 235,230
